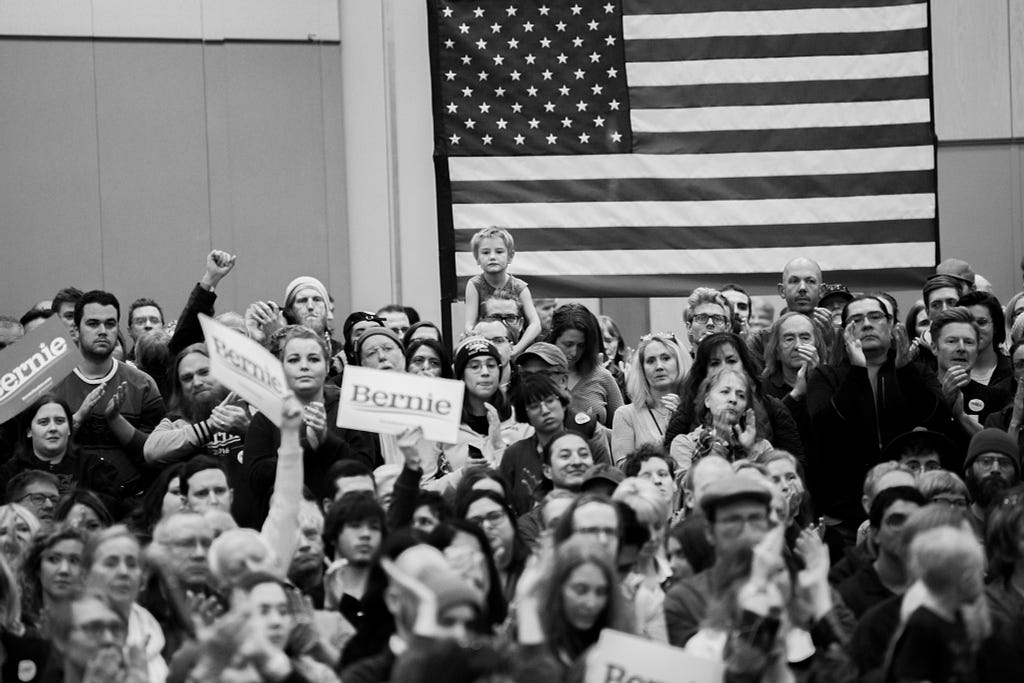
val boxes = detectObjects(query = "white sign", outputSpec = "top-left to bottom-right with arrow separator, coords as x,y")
0,317 -> 78,424
199,314 -> 288,426
585,629 -> 724,683
337,365 -> 464,443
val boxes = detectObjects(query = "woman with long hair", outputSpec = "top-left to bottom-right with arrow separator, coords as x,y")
445,338 -> 531,475
663,332 -> 803,460
539,537 -> 627,671
612,478 -> 670,642
547,304 -> 624,427
0,503 -> 40,571
669,367 -> 773,476
127,462 -> 185,542
458,489 -> 530,605
426,519 -> 508,630
19,526 -> 86,637
404,337 -> 454,379
54,488 -> 115,535
84,524 -> 167,681
612,332 -> 690,464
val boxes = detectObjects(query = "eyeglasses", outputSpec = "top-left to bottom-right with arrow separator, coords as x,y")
692,314 -> 728,326
484,314 -> 522,325
847,312 -> 890,326
466,510 -> 508,528
409,356 -> 442,369
19,492 -> 58,507
486,336 -> 510,346
714,512 -> 770,537
75,619 -> 127,640
640,332 -> 678,343
974,455 -> 1015,471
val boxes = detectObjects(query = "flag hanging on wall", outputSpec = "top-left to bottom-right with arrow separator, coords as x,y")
427,0 -> 937,298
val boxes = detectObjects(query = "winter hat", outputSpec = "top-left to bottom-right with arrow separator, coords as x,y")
965,428 -> 1020,476
453,337 -> 502,379
354,326 -> 404,365
284,276 -> 331,318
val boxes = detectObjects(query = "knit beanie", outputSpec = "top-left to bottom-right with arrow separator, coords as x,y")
354,326 -> 404,365
965,428 -> 1020,475
284,276 -> 331,313
453,337 -> 502,379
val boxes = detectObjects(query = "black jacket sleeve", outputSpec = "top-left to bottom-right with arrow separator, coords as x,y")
169,283 -> 217,357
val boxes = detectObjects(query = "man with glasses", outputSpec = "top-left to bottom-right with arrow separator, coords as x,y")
808,294 -> 953,549
962,428 -> 1020,537
882,429 -> 955,476
683,288 -> 732,353
50,591 -> 135,682
5,470 -> 60,528
665,473 -> 773,646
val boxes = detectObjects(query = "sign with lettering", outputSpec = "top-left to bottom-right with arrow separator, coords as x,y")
0,317 -> 79,424
584,629 -> 724,683
199,314 -> 288,426
337,365 -> 464,443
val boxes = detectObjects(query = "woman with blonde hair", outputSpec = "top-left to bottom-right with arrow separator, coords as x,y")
0,503 -> 40,571
669,367 -> 773,477
612,332 -> 690,464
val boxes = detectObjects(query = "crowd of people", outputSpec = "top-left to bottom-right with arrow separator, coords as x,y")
0,229 -> 1022,682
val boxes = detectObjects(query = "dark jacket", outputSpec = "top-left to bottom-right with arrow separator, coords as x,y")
0,445 -> 119,509
246,386 -> 374,526
807,355 -> 956,524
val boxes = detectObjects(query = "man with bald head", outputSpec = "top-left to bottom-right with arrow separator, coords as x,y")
748,256 -> 834,358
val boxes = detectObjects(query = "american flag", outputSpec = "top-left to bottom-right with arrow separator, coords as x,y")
427,0 -> 937,298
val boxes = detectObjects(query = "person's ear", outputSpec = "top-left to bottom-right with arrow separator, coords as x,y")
228,489 -> 234,505
704,523 -> 716,548
542,464 -> 552,480
777,282 -> 786,300
861,494 -> 870,515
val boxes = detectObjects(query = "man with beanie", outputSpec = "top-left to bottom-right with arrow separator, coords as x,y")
282,275 -> 343,358
964,427 -> 1020,536
355,326 -> 405,372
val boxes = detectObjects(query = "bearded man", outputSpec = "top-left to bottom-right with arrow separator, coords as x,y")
144,343 -> 257,525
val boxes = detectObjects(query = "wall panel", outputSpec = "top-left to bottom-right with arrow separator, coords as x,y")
93,41 -> 212,312
0,40 -> 104,311
931,0 -> 1012,141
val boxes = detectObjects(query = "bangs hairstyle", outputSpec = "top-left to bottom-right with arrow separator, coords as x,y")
20,393 -> 74,447
323,491 -> 387,558
905,301 -> 928,340
547,303 -> 602,376
693,367 -> 754,428
928,306 -> 979,347
276,325 -> 330,362
82,524 -> 141,572
404,338 -> 455,379
470,226 -> 515,258
627,333 -> 688,408
958,290 -> 1006,348
839,294 -> 891,328
598,315 -> 625,364
511,373 -> 570,424
761,312 -> 827,381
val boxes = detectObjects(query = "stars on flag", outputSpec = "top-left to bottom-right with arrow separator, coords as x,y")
435,0 -> 629,154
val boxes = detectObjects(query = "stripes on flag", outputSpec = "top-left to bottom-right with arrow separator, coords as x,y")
428,0 -> 937,298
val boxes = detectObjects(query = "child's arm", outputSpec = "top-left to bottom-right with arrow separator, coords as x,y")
464,280 -> 480,333
512,286 -> 543,356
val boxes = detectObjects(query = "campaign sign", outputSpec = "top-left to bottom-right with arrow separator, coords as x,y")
199,314 -> 288,426
0,317 -> 78,424
337,365 -> 464,443
585,629 -> 724,683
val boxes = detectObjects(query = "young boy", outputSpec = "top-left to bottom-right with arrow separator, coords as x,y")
464,227 -> 541,356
